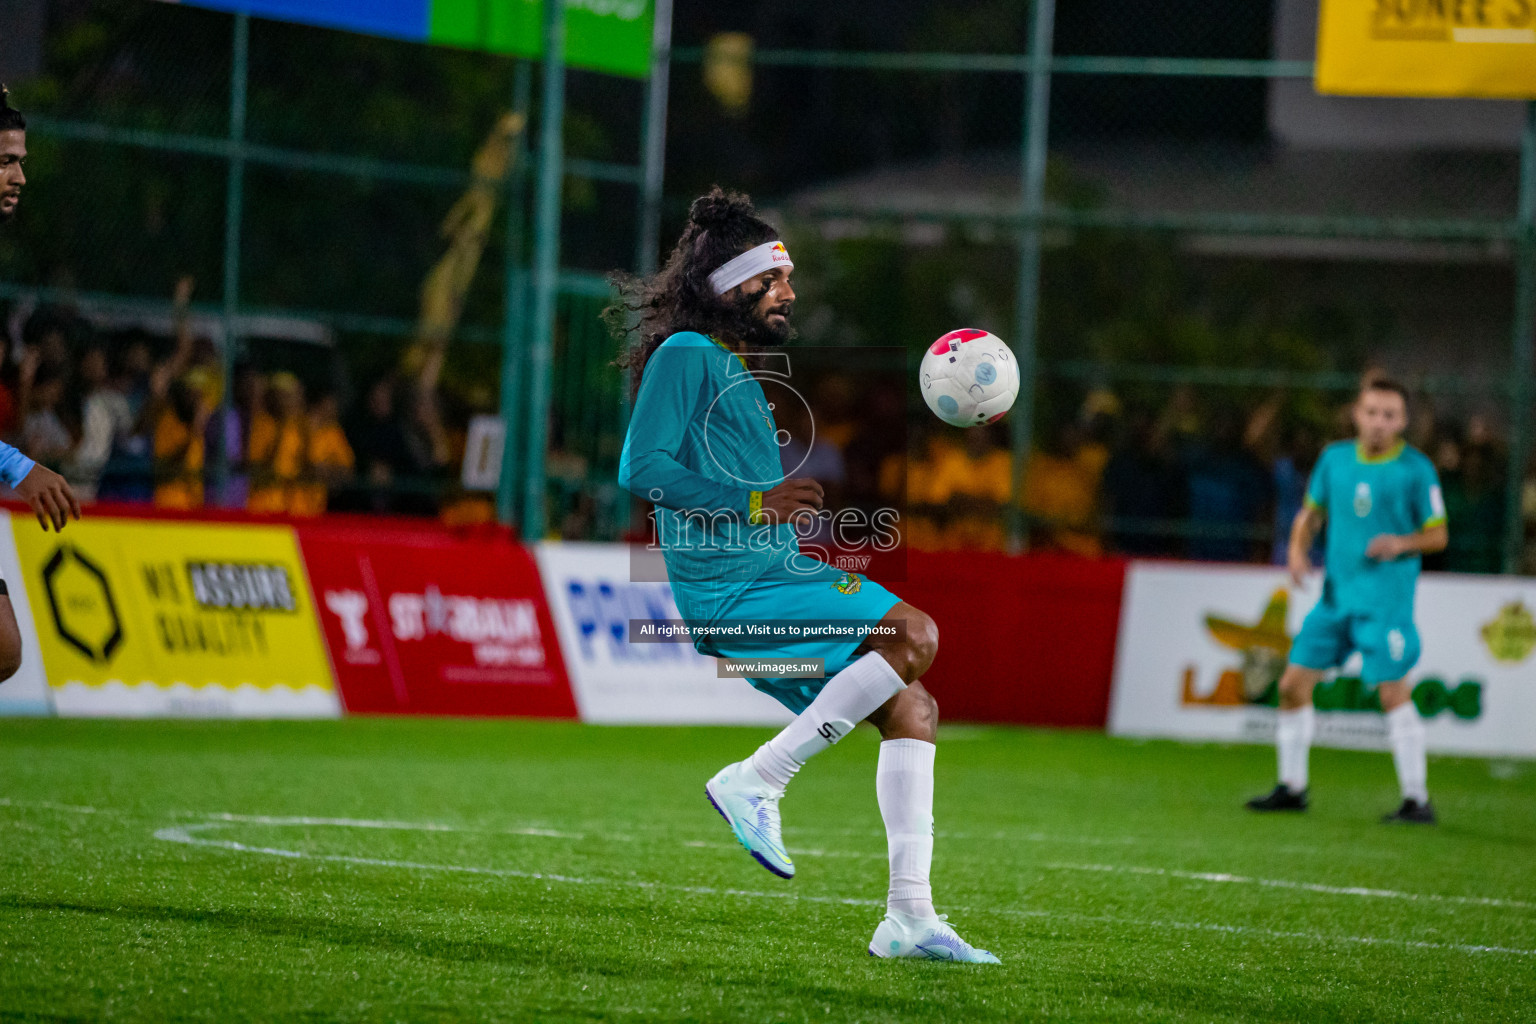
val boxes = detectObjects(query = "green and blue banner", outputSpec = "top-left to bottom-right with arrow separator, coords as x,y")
160,0 -> 655,77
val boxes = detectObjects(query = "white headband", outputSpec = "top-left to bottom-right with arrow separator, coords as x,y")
708,240 -> 793,295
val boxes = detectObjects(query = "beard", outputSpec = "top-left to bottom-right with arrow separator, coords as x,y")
719,289 -> 794,348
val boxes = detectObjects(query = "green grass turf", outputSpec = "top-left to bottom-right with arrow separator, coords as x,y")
1,718 -> 1533,1023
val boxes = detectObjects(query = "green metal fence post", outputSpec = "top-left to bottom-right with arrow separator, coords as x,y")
1008,0 -> 1055,551
496,61 -> 534,527
635,0 -> 672,277
1503,100 -> 1536,574
216,11 -> 249,500
619,0 -> 673,493
522,0 -> 567,541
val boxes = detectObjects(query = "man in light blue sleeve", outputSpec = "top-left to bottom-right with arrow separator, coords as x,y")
1247,379 -> 1447,823
611,188 -> 998,963
0,86 -> 87,681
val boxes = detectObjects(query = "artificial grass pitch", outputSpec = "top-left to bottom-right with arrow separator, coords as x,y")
1,718 -> 1532,1022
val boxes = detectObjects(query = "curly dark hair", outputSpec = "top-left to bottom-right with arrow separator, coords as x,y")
606,186 -> 786,397
0,86 -> 25,133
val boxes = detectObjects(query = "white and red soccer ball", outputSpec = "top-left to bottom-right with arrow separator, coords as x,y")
919,329 -> 1020,428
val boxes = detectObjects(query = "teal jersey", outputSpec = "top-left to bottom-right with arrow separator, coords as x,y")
1305,440 -> 1446,614
618,332 -> 798,624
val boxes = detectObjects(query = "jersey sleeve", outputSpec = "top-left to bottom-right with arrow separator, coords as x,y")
0,440 -> 37,490
1303,448 -> 1331,515
618,343 -> 757,520
1414,457 -> 1447,530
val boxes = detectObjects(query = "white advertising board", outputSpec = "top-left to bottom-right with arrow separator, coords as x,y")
0,511 -> 53,716
1109,562 -> 1536,757
534,542 -> 792,725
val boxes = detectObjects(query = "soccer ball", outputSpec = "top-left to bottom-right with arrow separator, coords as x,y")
919,329 -> 1020,427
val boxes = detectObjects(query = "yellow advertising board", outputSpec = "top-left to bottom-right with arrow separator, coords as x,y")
10,517 -> 340,717
1316,0 -> 1536,98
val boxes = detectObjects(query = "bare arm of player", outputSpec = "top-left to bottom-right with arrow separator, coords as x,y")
1287,505 -> 1324,587
757,477 -> 823,524
1365,523 -> 1448,561
14,463 -> 82,532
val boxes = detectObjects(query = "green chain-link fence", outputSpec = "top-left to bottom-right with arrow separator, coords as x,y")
0,0 -> 651,539
2,1 -> 1532,569
661,3 -> 1534,572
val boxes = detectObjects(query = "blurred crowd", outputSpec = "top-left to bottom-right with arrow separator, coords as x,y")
5,290 -> 1533,575
0,282 -> 496,523
807,375 -> 1536,575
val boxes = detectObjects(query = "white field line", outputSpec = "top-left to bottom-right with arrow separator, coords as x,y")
0,796 -> 129,816
0,797 -> 1143,848
788,825 -> 1140,846
1046,862 -> 1536,911
0,799 -> 590,839
8,798 -> 1533,921
202,814 -> 866,858
935,830 -> 1141,846
152,823 -> 880,908
153,819 -> 1536,958
204,812 -> 586,841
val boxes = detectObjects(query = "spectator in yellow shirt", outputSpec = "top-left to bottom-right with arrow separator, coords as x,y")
290,390 -> 354,517
882,427 -> 959,552
247,372 -> 307,515
152,377 -> 209,510
1022,421 -> 1104,557
933,425 -> 1012,551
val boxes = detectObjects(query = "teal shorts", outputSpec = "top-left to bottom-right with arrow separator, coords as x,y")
700,560 -> 903,714
1290,600 -> 1420,685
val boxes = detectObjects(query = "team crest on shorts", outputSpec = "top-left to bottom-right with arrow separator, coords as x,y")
832,572 -> 863,595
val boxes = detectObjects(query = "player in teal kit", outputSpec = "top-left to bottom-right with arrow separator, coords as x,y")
1247,379 -> 1448,823
612,188 -> 998,962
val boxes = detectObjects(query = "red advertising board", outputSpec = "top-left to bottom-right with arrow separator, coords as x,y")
297,522 -> 576,717
898,550 -> 1128,728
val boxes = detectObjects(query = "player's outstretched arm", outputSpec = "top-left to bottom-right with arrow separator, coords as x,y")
1287,505 -> 1324,586
0,439 -> 81,531
14,463 -> 82,532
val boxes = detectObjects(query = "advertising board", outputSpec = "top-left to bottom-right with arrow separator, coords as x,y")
301,525 -> 575,717
1110,562 -> 1536,756
10,517 -> 340,717
534,542 -> 792,724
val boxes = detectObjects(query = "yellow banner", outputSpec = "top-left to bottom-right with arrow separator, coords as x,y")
1317,0 -> 1536,98
12,518 -> 335,697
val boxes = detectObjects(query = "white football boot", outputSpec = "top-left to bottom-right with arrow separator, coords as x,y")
868,910 -> 1001,963
704,760 -> 794,879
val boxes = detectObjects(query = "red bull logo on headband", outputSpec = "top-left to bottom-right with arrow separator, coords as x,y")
709,239 -> 796,294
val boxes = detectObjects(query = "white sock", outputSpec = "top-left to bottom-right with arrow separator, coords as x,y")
878,738 -> 936,920
749,651 -> 906,792
1276,705 -> 1315,793
1386,702 -> 1429,804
